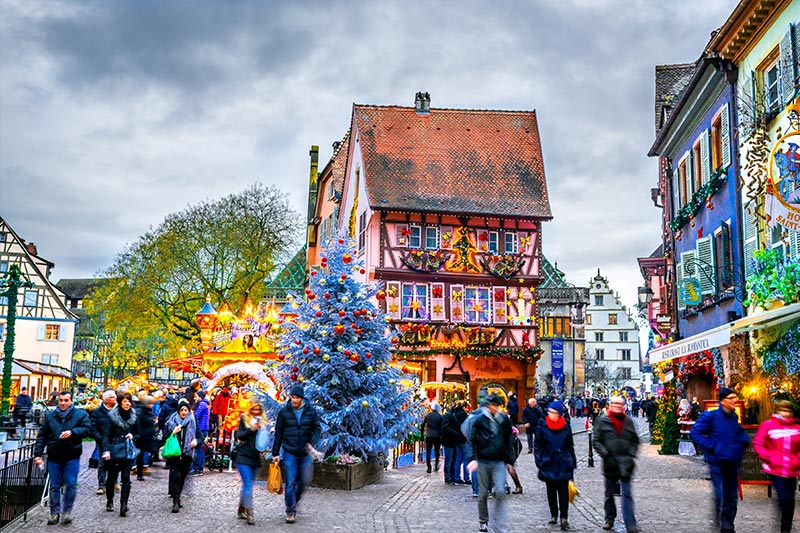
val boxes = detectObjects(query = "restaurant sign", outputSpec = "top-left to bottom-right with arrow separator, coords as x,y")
649,324 -> 731,365
766,129 -> 800,232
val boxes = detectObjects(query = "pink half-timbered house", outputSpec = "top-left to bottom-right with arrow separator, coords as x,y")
324,93 -> 552,404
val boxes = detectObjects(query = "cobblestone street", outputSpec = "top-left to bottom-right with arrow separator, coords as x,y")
5,419 -> 778,533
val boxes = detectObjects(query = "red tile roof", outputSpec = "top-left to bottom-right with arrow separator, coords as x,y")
352,105 -> 551,219
329,129 -> 351,194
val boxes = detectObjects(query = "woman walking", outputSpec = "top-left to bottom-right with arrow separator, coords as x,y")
101,392 -> 138,517
165,399 -> 197,513
135,395 -> 157,481
753,400 -> 800,533
534,400 -> 576,531
234,400 -> 265,525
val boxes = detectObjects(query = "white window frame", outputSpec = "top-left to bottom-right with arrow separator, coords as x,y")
408,225 -> 422,249
620,349 -> 632,361
595,332 -> 604,342
487,231 -> 499,254
42,354 -> 59,366
23,289 -> 37,307
596,348 -> 605,360
424,226 -> 439,250
503,231 -> 518,254
619,331 -> 629,342
464,286 -> 491,324
357,211 -> 367,253
764,59 -> 780,112
45,324 -> 61,341
401,283 -> 428,321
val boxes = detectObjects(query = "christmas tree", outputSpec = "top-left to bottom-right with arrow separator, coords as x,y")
655,384 -> 680,455
270,236 -> 422,459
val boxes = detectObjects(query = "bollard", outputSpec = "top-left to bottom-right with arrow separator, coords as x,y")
587,426 -> 595,467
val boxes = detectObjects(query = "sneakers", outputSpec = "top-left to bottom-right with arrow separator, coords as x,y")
512,487 -> 523,494
188,470 -> 203,476
286,514 -> 296,524
47,514 -> 59,525
61,512 -> 72,525
96,487 -> 105,495
478,523 -> 488,532
472,493 -> 478,498
560,518 -> 569,530
603,521 -> 614,530
548,516 -> 558,524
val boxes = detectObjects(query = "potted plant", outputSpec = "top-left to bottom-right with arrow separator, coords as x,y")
745,249 -> 800,310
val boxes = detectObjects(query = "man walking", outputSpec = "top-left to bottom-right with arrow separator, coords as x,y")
189,390 -> 210,475
271,384 -> 321,524
421,401 -> 444,473
690,387 -> 751,533
593,396 -> 640,533
90,389 -> 116,494
34,391 -> 91,525
642,396 -> 658,439
13,386 -> 33,437
467,394 -> 515,533
521,398 -> 543,453
441,401 -> 468,485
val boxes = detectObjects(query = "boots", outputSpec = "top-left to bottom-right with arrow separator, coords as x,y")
106,494 -> 114,512
245,508 -> 255,525
171,495 -> 180,513
119,483 -> 130,517
434,459 -> 440,472
237,504 -> 247,520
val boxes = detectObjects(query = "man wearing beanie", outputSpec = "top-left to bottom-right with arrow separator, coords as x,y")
690,387 -> 750,533
593,396 -> 640,532
271,384 -> 321,524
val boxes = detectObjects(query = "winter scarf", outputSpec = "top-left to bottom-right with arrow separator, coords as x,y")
610,410 -> 626,435
545,415 -> 566,431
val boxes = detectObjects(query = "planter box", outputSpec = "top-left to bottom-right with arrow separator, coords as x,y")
312,457 -> 384,490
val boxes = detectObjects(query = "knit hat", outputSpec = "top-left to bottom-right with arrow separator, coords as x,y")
289,384 -> 305,399
548,400 -> 565,415
177,398 -> 191,410
718,387 -> 736,401
196,390 -> 206,399
487,394 -> 504,406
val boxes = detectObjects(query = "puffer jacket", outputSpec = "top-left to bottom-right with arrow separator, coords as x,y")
592,412 -> 640,478
753,414 -> 800,478
271,401 -> 321,457
534,417 -> 576,482
466,407 -> 514,464
690,405 -> 750,465
33,406 -> 91,463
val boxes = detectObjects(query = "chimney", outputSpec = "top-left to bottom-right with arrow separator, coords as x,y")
414,91 -> 430,114
27,242 -> 38,256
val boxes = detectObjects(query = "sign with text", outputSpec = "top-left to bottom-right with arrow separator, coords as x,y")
649,324 -> 731,364
767,129 -> 800,232
655,314 -> 673,335
552,338 -> 564,390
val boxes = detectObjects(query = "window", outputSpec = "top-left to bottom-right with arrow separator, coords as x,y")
539,317 -> 573,339
327,181 -> 335,200
608,313 -> 618,325
586,314 -> 592,325
595,348 -> 605,360
408,225 -> 422,249
42,354 -> 59,366
620,349 -> 632,361
0,295 -> 7,306
0,261 -> 7,273
357,212 -> 367,252
594,295 -> 603,306
764,60 -> 780,113
692,140 -> 703,193
23,289 -> 37,307
464,287 -> 491,323
716,223 -> 734,288
0,232 -> 5,242
488,231 -> 499,253
401,283 -> 428,320
0,324 -> 5,340
710,114 -> 722,171
595,332 -> 604,342
620,367 -> 632,379
45,324 -> 61,341
678,159 -> 689,206
503,231 -> 517,253
619,331 -> 629,342
425,227 -> 439,250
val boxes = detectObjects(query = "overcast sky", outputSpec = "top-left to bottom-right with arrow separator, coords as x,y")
0,0 -> 738,309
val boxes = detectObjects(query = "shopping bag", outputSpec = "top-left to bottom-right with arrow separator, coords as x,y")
255,428 -> 269,452
162,433 -> 182,458
568,480 -> 580,503
267,463 -> 283,495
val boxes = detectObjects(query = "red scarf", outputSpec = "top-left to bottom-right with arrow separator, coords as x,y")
546,416 -> 566,431
610,411 -> 625,435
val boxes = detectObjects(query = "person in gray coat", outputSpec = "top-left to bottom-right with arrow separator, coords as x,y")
593,396 -> 640,533
421,401 -> 444,473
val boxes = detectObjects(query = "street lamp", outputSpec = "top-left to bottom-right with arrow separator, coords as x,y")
637,283 -> 654,308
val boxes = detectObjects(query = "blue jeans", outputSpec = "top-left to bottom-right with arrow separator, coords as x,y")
192,430 -> 207,471
443,446 -> 456,482
477,460 -> 509,532
471,469 -> 479,495
49,459 -> 80,515
455,444 -> 467,482
769,475 -> 797,532
283,452 -> 312,515
709,462 -> 739,532
236,463 -> 259,509
604,476 -> 637,531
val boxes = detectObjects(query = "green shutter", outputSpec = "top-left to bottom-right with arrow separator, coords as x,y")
721,103 -> 731,169
743,206 -> 758,278
701,130 -> 710,185
720,221 -> 732,286
780,24 -> 797,106
696,236 -> 716,295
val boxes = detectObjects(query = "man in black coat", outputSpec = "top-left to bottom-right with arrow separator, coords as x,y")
12,386 -> 33,436
441,402 -> 468,484
34,391 -> 91,525
593,396 -> 640,532
271,384 -> 321,524
642,396 -> 658,438
89,389 -> 116,494
507,394 -> 519,424
521,398 -> 543,453
421,401 -> 444,473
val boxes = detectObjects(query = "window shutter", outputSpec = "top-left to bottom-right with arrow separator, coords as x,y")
430,282 -> 446,321
493,286 -> 507,324
673,169 -> 681,215
58,325 -> 67,341
720,103 -> 731,169
685,151 -> 694,197
450,284 -> 464,323
696,236 -> 716,295
476,230 -> 489,252
739,72 -> 755,140
676,261 -> 685,311
385,281 -> 401,320
700,130 -> 710,185
743,207 -> 759,278
517,231 -> 529,255
440,226 -> 454,250
790,226 -> 800,260
394,224 -> 408,248
780,24 -> 797,106
720,221 -> 733,286
794,20 -> 800,90
37,324 -> 45,341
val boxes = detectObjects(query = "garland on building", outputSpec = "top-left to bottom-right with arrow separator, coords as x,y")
396,346 -> 544,363
653,384 -> 681,454
402,250 -> 450,273
481,254 -> 526,280
669,167 -> 728,232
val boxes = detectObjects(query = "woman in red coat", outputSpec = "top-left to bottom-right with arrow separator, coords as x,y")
753,400 -> 800,533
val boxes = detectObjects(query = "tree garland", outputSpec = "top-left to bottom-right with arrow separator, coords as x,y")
761,321 -> 800,375
669,167 -> 728,232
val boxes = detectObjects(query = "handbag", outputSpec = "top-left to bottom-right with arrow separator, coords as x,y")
267,462 -> 283,495
568,480 -> 580,503
125,439 -> 140,461
162,433 -> 182,458
255,428 -> 269,452
110,441 -> 127,461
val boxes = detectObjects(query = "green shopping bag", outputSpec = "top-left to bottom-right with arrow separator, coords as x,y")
162,433 -> 182,458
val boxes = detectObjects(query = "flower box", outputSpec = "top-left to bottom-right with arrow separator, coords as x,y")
311,457 -> 384,490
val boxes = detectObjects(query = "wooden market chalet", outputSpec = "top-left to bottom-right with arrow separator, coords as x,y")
305,93 -> 553,404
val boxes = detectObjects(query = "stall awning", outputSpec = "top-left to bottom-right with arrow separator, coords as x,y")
648,302 -> 800,365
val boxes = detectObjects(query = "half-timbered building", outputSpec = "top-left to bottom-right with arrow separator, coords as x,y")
326,93 -> 552,404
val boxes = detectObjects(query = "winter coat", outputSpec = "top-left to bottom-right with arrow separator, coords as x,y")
165,411 -> 197,458
592,412 -> 640,479
441,408 -> 468,447
212,391 -> 232,417
507,398 -> 519,424
89,404 -> 113,441
271,401 -> 321,457
421,410 -> 443,439
752,415 -> 800,478
195,398 -> 210,431
13,393 -> 33,414
234,416 -> 262,468
466,407 -> 514,464
34,406 -> 91,463
534,418 -> 576,482
642,399 -> 658,423
521,404 -> 543,435
158,396 -> 178,431
690,405 -> 750,465
135,404 -> 158,453
101,406 -> 139,459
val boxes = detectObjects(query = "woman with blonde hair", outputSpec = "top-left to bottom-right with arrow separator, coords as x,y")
234,400 -> 265,525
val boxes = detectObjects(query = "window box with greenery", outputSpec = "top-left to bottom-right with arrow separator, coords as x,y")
744,249 -> 800,309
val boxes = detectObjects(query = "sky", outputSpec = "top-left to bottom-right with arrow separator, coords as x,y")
0,0 -> 739,310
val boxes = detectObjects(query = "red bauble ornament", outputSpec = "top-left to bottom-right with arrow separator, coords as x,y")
360,308 -> 367,314
302,348 -> 309,354
340,274 -> 347,280
376,291 -> 386,301
321,256 -> 327,263
292,366 -> 299,372
359,268 -> 365,274
338,310 -> 346,317
356,328 -> 363,334
307,292 -> 316,300
365,352 -> 372,359
310,270 -> 317,276
291,374 -> 297,381
338,238 -> 344,244
344,349 -> 351,356
278,354 -> 286,361
350,354 -> 360,363
294,340 -> 301,345
315,311 -> 322,317
313,347 -> 320,355
334,324 -> 345,334
351,323 -> 357,329
353,310 -> 360,317
324,293 -> 331,299
343,253 -> 352,264
391,336 -> 399,344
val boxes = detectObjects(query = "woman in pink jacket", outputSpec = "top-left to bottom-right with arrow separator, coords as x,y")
753,400 -> 800,533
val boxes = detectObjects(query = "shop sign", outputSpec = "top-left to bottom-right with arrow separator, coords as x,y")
767,129 -> 800,232
649,324 -> 731,364
551,338 -> 564,389
655,314 -> 673,335
680,278 -> 702,306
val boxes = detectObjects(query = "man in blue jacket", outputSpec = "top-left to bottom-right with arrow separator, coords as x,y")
690,387 -> 750,533
189,390 -> 210,475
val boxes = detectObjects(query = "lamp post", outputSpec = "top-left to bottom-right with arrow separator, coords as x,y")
1,265 -> 35,416
195,296 -> 218,353
637,283 -> 654,310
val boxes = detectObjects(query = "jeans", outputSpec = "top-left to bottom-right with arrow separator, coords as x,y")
526,432 -> 534,452
49,459 -> 80,515
94,443 -> 107,487
236,463 -> 259,509
477,460 -> 509,532
283,452 -> 312,515
192,430 -> 207,472
545,479 -> 569,520
604,476 -> 637,531
709,462 -> 739,532
425,437 -> 441,470
471,469 -> 479,495
443,446 -> 456,482
769,474 -> 797,532
455,444 -> 467,482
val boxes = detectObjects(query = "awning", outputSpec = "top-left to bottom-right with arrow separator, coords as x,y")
648,302 -> 800,365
